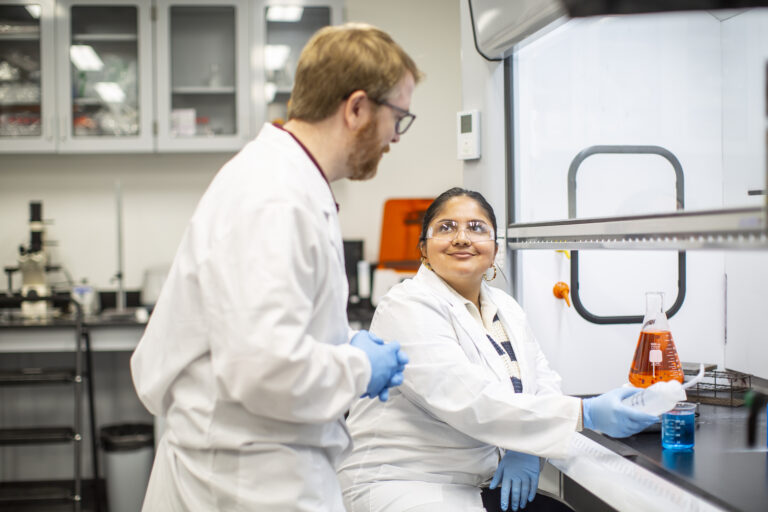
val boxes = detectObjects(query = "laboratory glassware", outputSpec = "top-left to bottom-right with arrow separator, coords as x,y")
623,363 -> 704,415
628,292 -> 684,388
661,402 -> 696,450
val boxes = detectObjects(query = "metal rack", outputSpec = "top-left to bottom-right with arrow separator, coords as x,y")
683,367 -> 752,407
0,297 -> 99,512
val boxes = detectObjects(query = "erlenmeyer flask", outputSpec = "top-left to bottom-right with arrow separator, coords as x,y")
628,292 -> 684,387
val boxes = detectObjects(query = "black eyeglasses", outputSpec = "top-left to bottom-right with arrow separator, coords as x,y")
369,97 -> 416,135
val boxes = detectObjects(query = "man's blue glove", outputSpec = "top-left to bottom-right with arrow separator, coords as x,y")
489,450 -> 540,511
582,387 -> 660,437
350,330 -> 409,402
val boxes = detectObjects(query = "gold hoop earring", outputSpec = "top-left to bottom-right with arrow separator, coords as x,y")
482,264 -> 497,282
420,256 -> 433,271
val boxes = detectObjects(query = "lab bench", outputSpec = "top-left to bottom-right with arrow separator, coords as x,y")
0,315 -> 145,353
546,403 -> 767,512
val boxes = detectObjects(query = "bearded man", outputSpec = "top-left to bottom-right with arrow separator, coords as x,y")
130,23 -> 420,511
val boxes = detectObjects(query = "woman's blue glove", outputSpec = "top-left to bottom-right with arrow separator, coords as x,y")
489,450 -> 540,511
582,387 -> 660,437
350,330 -> 409,401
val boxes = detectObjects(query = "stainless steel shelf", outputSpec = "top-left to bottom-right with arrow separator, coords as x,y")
0,481 -> 75,506
0,367 -> 76,386
71,33 -> 137,42
506,207 -> 768,250
0,427 -> 75,445
72,97 -> 102,106
0,33 -> 40,41
172,86 -> 236,95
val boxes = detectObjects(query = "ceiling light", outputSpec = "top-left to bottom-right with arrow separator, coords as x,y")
266,6 -> 303,22
264,44 -> 290,71
70,45 -> 104,71
25,5 -> 42,18
94,82 -> 125,103
265,82 -> 277,103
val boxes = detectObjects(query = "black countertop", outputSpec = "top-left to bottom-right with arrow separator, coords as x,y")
0,312 -> 146,329
1,303 -> 376,330
588,403 -> 767,512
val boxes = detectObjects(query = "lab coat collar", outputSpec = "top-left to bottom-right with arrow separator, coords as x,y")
414,266 -> 514,385
415,265 -> 497,322
269,123 -> 340,213
258,123 -> 345,270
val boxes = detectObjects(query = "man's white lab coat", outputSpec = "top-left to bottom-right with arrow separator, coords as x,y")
131,123 -> 370,511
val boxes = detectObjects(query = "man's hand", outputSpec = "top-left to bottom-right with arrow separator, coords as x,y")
350,330 -> 408,401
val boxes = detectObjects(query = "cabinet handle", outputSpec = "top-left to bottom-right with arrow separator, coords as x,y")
60,116 -> 67,142
47,116 -> 54,142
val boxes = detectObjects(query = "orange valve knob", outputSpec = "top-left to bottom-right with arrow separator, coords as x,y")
553,281 -> 571,307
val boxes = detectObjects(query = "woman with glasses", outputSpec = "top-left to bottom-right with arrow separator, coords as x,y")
337,188 -> 657,512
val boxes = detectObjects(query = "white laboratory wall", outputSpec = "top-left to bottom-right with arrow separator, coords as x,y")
0,0 -> 462,289
334,0 -> 463,262
460,8 -> 768,393
0,154 -> 225,290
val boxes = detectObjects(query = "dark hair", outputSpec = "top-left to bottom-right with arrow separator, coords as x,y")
419,187 -> 498,244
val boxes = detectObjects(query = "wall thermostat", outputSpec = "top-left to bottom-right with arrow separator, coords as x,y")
457,110 -> 480,160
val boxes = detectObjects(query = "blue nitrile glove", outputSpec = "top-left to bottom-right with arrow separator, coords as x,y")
489,451 -> 540,511
350,330 -> 409,402
582,387 -> 660,437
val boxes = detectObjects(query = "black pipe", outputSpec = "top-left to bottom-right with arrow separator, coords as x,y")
745,390 -> 768,447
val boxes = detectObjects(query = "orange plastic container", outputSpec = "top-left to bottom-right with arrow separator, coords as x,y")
377,198 -> 434,271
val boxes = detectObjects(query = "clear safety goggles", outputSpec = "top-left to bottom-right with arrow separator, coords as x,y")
426,220 -> 495,243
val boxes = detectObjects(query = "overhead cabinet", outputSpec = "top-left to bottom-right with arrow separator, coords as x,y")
0,0 -> 343,153
55,0 -> 154,152
154,0 -> 249,151
0,0 -> 251,153
0,0 -> 56,152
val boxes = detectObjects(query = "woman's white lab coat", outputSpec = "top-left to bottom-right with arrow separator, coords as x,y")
337,266 -> 581,512
130,123 -> 370,511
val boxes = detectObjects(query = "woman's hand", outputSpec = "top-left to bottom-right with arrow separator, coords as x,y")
489,450 -> 540,510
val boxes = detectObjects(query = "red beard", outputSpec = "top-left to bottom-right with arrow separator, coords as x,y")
348,119 -> 386,181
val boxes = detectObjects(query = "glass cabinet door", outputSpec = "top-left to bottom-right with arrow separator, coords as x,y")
156,0 -> 249,151
252,1 -> 342,130
0,0 -> 55,152
56,0 -> 153,152
263,5 -> 330,124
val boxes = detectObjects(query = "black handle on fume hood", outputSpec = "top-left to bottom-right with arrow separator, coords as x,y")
745,390 -> 768,448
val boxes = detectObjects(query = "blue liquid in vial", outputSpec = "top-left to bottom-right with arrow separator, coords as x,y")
662,412 -> 694,450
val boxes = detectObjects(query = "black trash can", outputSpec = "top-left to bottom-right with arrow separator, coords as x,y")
100,423 -> 154,512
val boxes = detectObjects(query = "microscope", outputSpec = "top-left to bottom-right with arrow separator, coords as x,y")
3,201 -> 63,319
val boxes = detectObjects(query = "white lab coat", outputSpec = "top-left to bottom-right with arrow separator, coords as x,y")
131,123 -> 370,511
337,266 -> 581,512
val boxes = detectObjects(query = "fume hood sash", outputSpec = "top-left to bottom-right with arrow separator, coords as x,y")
470,0 -> 768,59
506,207 -> 768,250
469,0 -> 567,59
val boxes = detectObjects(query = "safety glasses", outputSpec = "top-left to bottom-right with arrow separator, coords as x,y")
426,220 -> 495,243
369,97 -> 416,135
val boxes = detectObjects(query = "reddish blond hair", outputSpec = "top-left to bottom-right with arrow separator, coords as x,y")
288,23 -> 422,121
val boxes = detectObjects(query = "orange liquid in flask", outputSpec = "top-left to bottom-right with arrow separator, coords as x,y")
628,330 -> 684,388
